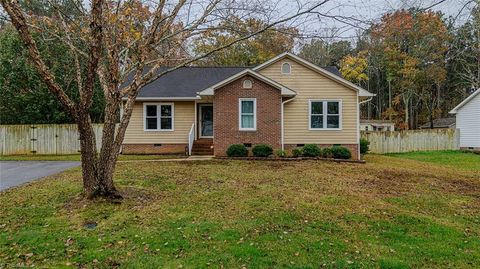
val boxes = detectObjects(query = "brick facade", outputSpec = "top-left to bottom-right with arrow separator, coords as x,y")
213,75 -> 282,156
122,144 -> 187,155
285,144 -> 360,160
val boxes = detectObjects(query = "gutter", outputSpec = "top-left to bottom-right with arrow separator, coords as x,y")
281,96 -> 297,150
359,96 -> 373,105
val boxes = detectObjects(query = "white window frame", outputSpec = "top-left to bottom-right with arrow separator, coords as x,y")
281,62 -> 291,74
308,100 -> 342,130
238,98 -> 257,131
143,102 -> 175,132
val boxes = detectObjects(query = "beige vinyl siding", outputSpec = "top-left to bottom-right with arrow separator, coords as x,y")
259,58 -> 358,144
123,101 -> 195,144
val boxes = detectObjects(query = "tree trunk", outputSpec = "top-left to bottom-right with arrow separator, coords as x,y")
97,96 -> 122,198
77,109 -> 120,199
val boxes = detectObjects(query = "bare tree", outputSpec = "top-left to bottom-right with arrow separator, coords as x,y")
0,0 -> 334,199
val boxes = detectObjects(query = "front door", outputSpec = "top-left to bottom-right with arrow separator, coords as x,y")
199,104 -> 213,138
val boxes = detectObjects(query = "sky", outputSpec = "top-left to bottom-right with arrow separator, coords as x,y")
280,0 -> 476,40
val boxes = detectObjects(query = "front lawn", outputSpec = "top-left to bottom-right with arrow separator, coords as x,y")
1,155 -> 479,268
387,150 -> 480,171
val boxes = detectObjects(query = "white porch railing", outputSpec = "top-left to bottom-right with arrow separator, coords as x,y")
188,123 -> 195,155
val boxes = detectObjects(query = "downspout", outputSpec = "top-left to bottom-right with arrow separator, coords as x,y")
358,96 -> 374,160
119,101 -> 124,154
281,96 -> 296,150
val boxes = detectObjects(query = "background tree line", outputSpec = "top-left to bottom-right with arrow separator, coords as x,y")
1,1 -> 478,130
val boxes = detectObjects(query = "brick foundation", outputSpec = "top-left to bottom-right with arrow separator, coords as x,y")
213,75 -> 282,156
122,144 -> 187,155
284,144 -> 360,160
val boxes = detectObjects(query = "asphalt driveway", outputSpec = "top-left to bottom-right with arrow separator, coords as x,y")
0,161 -> 80,191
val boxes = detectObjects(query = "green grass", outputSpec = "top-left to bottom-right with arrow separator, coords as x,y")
1,155 -> 479,268
387,150 -> 480,171
0,154 -> 185,161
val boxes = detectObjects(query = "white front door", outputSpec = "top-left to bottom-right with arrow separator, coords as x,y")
199,104 -> 213,138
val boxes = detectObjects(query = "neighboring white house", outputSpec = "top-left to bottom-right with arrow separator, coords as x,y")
360,120 -> 395,131
449,89 -> 480,150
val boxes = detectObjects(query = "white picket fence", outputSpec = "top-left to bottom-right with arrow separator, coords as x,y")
361,128 -> 460,154
0,124 -> 104,155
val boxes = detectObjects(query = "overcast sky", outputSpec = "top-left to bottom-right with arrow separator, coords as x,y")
283,0 -> 476,41
1,0 -> 475,42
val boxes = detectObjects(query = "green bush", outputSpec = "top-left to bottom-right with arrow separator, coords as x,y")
275,149 -> 287,158
226,144 -> 248,157
302,144 -> 321,157
360,138 -> 370,154
331,146 -> 352,159
252,144 -> 273,157
321,147 -> 333,158
292,148 -> 303,158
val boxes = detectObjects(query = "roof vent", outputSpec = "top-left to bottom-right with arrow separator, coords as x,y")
281,62 -> 291,74
243,79 -> 252,89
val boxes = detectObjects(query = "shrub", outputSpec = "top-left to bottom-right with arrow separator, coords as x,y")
360,138 -> 370,154
321,147 -> 333,158
292,148 -> 303,158
331,146 -> 352,159
252,144 -> 273,157
302,144 -> 321,157
226,144 -> 248,157
275,149 -> 287,158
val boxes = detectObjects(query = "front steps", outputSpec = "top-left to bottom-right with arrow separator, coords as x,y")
191,138 -> 214,155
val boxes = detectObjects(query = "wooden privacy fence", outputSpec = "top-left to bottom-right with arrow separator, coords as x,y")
361,128 -> 460,154
0,124 -> 104,155
0,124 -> 460,155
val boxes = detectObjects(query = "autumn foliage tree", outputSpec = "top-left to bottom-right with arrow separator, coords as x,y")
370,9 -> 449,129
192,16 -> 298,66
339,50 -> 369,85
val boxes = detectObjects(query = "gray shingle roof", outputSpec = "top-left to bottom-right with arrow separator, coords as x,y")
131,65 -> 343,98
135,67 -> 246,98
419,118 -> 456,129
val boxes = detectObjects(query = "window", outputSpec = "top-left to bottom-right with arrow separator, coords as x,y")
239,98 -> 256,130
144,103 -> 174,131
281,62 -> 291,74
243,79 -> 252,89
309,100 -> 341,130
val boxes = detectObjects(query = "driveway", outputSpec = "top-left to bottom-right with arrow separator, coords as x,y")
0,161 -> 80,191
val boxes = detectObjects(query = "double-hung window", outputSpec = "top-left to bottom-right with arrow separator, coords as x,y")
309,100 -> 341,130
144,103 -> 174,131
239,98 -> 256,131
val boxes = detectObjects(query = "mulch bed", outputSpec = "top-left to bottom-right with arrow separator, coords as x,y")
214,156 -> 366,164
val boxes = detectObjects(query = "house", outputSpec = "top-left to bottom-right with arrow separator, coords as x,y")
360,120 -> 395,131
418,118 -> 456,129
449,89 -> 480,150
122,53 -> 375,159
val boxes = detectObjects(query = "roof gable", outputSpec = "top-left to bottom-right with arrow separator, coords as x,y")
449,89 -> 480,114
198,69 -> 296,96
253,52 -> 374,97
